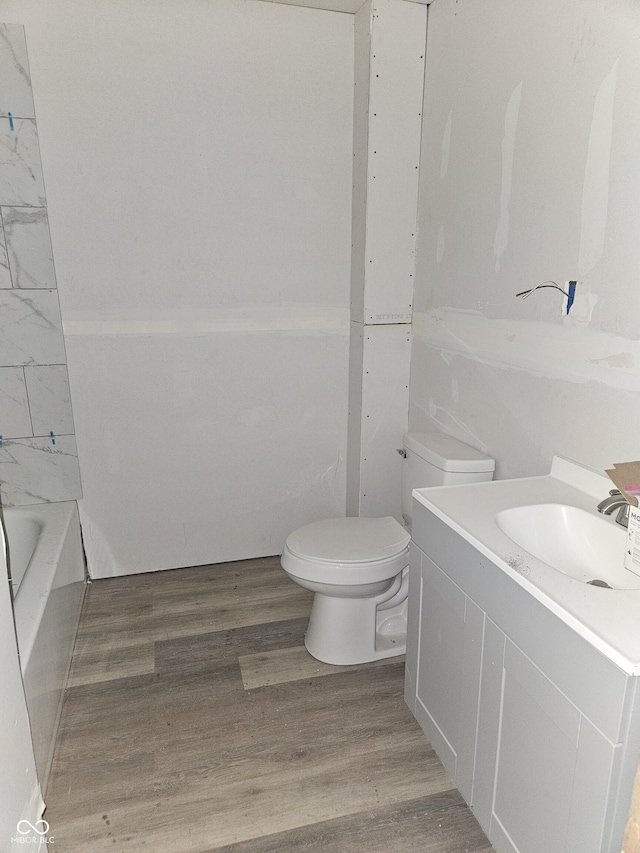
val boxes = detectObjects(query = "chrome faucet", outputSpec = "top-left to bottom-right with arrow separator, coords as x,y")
597,489 -> 630,528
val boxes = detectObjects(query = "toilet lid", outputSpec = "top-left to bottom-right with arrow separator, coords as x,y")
286,517 -> 410,564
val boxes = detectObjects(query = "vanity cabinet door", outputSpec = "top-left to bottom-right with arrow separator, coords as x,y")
413,550 -> 484,802
480,637 -> 620,853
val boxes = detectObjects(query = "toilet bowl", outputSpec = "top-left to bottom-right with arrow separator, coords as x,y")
281,431 -> 495,666
281,516 -> 410,665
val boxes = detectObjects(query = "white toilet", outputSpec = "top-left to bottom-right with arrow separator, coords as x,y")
281,431 -> 495,665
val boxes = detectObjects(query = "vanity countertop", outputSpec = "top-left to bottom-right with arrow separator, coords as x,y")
413,457 -> 640,675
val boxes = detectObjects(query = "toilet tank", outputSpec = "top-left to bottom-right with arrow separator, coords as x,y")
401,431 -> 495,526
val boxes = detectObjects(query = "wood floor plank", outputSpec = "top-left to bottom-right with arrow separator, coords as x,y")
150,562 -> 313,640
239,644 -> 403,690
206,789 -> 494,853
68,640 -> 155,686
153,664 -> 426,776
46,741 -> 453,852
46,673 -> 157,771
154,617 -> 309,674
75,559 -> 313,651
44,558 -> 493,853
45,751 -> 155,816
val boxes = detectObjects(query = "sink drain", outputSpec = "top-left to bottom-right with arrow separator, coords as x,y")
587,579 -> 612,588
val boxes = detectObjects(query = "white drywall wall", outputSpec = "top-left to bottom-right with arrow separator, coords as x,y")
0,0 -> 353,575
411,0 -> 640,480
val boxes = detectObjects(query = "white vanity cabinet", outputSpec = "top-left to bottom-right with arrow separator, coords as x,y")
405,500 -> 640,853
406,543 -> 484,804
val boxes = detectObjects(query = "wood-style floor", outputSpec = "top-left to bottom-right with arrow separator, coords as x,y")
45,556 -> 493,852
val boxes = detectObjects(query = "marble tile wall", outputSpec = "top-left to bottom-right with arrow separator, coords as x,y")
0,23 -> 81,506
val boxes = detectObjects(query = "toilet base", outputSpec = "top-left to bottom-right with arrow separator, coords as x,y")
304,572 -> 408,666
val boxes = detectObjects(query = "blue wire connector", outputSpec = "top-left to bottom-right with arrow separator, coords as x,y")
566,281 -> 577,315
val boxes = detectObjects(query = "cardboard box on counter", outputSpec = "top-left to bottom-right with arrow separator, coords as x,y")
606,462 -> 640,577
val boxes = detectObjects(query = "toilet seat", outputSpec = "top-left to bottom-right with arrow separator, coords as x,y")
283,517 -> 410,585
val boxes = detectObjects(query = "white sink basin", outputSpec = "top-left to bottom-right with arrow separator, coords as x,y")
495,503 -> 637,589
412,457 -> 640,674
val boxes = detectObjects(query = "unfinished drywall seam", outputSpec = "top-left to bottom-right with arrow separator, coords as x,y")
414,308 -> 640,391
494,81 -> 523,273
579,60 -> 618,277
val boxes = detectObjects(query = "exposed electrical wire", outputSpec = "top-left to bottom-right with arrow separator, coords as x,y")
515,280 -> 571,300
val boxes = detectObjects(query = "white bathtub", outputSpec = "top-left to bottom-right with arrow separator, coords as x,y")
3,501 -> 86,793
